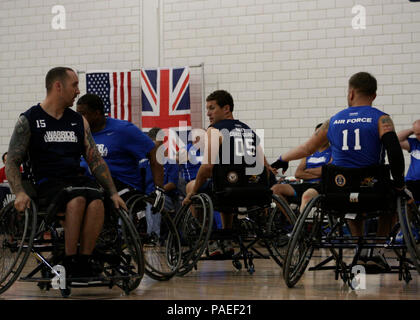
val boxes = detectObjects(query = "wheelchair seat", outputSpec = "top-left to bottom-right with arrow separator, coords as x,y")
320,164 -> 395,214
171,164 -> 296,276
211,164 -> 273,211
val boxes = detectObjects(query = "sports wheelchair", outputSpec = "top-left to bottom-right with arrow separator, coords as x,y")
123,190 -> 182,281
0,182 -> 144,297
168,164 -> 297,276
283,164 -> 420,289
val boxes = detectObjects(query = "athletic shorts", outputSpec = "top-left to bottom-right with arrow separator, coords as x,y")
36,176 -> 103,212
197,179 -> 213,195
288,182 -> 321,202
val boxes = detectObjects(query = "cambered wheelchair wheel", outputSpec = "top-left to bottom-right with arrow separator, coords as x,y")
397,196 -> 420,274
172,193 -> 213,276
266,195 -> 297,268
0,201 -> 37,295
126,193 -> 182,281
143,211 -> 182,281
283,195 -> 324,288
94,207 -> 144,294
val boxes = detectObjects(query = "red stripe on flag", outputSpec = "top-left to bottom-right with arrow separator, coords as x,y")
113,72 -> 118,118
172,73 -> 190,111
141,114 -> 191,129
127,72 -> 132,122
160,69 -> 170,120
120,72 -> 125,120
141,70 -> 157,105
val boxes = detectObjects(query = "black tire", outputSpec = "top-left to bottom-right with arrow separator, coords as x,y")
174,193 -> 213,276
96,207 -> 144,293
143,211 -> 182,281
397,196 -> 420,274
0,201 -> 37,295
283,195 -> 324,288
125,193 -> 182,281
267,195 -> 297,267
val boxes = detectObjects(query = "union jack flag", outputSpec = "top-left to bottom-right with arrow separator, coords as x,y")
86,71 -> 132,122
141,67 -> 192,158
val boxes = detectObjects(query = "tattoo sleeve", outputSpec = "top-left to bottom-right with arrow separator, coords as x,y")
83,121 -> 117,196
316,119 -> 330,136
6,115 -> 31,194
380,115 -> 395,130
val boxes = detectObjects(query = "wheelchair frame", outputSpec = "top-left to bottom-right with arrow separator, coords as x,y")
283,165 -> 420,289
0,187 -> 145,297
170,192 -> 296,276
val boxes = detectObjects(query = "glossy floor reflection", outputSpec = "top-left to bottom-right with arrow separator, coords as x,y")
1,249 -> 419,300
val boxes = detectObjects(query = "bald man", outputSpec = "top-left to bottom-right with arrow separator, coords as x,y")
398,120 -> 420,203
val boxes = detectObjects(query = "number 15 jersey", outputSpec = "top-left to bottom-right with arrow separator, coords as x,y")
327,105 -> 387,168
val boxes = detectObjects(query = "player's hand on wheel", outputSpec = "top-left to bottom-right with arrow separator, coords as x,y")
14,192 -> 31,212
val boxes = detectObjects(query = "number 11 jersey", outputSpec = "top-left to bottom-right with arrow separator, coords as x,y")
327,105 -> 387,168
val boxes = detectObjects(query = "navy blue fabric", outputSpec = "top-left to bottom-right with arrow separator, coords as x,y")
22,104 -> 85,183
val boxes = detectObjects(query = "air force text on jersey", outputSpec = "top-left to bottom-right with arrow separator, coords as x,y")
333,118 -> 372,124
333,117 -> 373,125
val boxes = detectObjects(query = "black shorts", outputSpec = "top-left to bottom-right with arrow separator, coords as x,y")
36,176 -> 103,212
406,180 -> 420,203
287,182 -> 321,203
197,179 -> 213,195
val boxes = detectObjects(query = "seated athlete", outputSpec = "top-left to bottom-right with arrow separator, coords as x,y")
6,67 -> 126,280
182,90 -> 271,257
140,127 -> 180,242
177,129 -> 204,197
398,120 -> 420,204
271,123 -> 332,213
76,93 -> 165,211
272,72 -> 407,272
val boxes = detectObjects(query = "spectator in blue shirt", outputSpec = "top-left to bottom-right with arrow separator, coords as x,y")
398,120 -> 420,203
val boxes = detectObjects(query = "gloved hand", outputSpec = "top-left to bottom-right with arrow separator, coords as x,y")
149,186 -> 165,214
271,156 -> 289,173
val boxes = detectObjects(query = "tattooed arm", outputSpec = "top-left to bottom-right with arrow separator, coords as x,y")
6,115 -> 31,212
82,117 -> 126,209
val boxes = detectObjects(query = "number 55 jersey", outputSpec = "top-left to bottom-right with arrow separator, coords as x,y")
327,105 -> 387,168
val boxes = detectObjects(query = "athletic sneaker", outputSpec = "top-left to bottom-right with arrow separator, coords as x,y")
62,255 -> 78,279
208,240 -> 222,257
71,255 -> 103,285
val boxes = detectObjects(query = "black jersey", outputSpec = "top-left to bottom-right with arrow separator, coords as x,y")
210,119 -> 259,168
22,104 -> 85,183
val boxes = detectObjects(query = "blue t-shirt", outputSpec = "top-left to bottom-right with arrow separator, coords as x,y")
327,106 -> 386,168
164,161 -> 179,197
405,138 -> 420,181
80,117 -> 155,190
305,147 -> 332,183
139,159 -> 154,194
139,158 -> 179,196
180,142 -> 202,182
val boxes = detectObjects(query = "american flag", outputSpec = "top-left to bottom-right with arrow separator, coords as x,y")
141,67 -> 192,158
86,72 -> 132,122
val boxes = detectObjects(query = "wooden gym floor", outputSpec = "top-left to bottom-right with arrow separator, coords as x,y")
0,249 -> 419,300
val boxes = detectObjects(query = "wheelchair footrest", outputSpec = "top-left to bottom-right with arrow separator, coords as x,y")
19,274 -> 140,285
